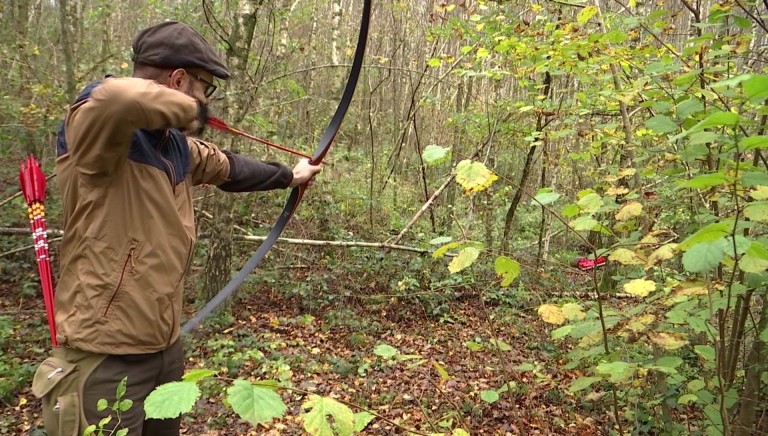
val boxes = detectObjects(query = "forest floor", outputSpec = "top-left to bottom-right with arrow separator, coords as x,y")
0,277 -> 605,435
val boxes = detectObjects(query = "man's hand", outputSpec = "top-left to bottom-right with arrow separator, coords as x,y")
289,159 -> 322,187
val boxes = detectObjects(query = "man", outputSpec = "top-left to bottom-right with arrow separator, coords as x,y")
31,21 -> 321,436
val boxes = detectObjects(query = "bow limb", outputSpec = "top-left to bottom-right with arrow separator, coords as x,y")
182,0 -> 371,334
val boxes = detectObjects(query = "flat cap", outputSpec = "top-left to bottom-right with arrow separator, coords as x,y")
132,21 -> 230,79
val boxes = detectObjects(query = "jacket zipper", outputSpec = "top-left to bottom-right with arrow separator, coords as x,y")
104,247 -> 135,316
156,132 -> 177,192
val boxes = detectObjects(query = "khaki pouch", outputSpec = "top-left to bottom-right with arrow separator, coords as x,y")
32,349 -> 105,436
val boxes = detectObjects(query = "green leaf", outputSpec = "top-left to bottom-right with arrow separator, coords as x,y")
551,325 -> 574,340
480,390 -> 499,404
577,6 -> 598,24
577,193 -> 602,213
117,399 -> 133,412
742,171 -> 768,187
694,111 -> 740,129
739,136 -> 768,151
679,173 -> 729,189
689,131 -> 719,145
144,382 -> 200,419
302,395 -> 355,436
494,256 -> 520,286
116,377 -> 127,399
422,145 -> 451,165
744,202 -> 768,223
182,369 -> 216,383
676,98 -> 704,119
694,345 -> 716,362
432,241 -> 462,258
374,344 -> 399,358
97,398 -> 108,412
227,379 -> 287,426
740,242 -> 768,273
595,361 -> 635,382
678,221 -> 732,251
561,303 -> 586,321
569,376 -> 603,393
429,236 -> 453,246
353,412 -> 376,433
427,58 -> 441,67
656,356 -> 684,368
448,246 -> 481,273
645,115 -> 678,134
115,430 -> 128,436
683,241 -> 726,273
743,75 -> 768,101
513,363 -> 536,371
562,203 -> 581,218
687,379 -> 706,392
678,393 -> 699,405
570,216 -> 599,231
465,341 -> 483,351
533,188 -> 561,205
490,339 -> 513,351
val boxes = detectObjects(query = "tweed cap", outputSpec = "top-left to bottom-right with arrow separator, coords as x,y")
132,21 -> 230,79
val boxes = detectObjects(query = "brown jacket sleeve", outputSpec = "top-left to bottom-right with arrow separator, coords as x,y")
187,137 -> 231,186
65,77 -> 198,177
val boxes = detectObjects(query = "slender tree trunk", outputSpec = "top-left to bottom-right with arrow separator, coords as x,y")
58,0 -> 76,101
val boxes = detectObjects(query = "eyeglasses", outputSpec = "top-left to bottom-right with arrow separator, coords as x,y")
190,72 -> 217,98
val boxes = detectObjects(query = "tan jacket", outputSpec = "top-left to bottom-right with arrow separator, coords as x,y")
55,77 -> 290,354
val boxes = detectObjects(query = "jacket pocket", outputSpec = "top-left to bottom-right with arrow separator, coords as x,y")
32,357 -> 80,436
101,239 -> 141,317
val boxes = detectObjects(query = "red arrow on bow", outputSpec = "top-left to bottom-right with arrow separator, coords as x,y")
207,116 -> 312,160
19,156 -> 58,346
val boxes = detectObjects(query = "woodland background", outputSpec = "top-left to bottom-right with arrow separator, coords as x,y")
1,0 -> 767,435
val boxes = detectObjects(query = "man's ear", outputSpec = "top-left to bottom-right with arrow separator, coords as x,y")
168,69 -> 187,91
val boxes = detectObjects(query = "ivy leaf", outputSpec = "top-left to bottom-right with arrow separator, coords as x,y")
353,412 -> 376,433
623,279 -> 656,297
744,202 -> 768,222
649,332 -> 688,350
615,202 -> 643,221
569,376 -> 603,392
480,390 -> 499,404
182,369 -> 216,383
422,145 -> 451,165
144,382 -> 200,419
455,160 -> 498,194
448,247 -> 481,273
227,379 -> 287,426
682,241 -> 725,273
561,303 -> 586,321
609,248 -> 644,265
302,395 -> 355,436
645,115 -> 677,134
537,304 -> 565,325
494,256 -> 520,286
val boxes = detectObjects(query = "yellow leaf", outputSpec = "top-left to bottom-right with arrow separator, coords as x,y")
674,281 -> 709,297
646,243 -> 679,269
561,303 -> 586,321
750,186 -> 768,200
616,202 -> 643,221
617,168 -> 637,178
649,332 -> 688,350
120,62 -> 129,69
609,248 -> 645,265
448,247 -> 481,273
623,279 -> 656,297
537,304 -> 565,325
606,186 -> 629,196
455,160 -> 498,194
626,314 -> 656,332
